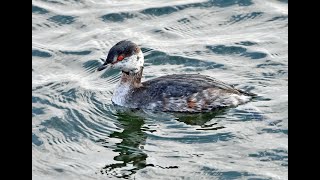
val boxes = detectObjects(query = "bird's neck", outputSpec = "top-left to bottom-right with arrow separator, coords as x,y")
119,67 -> 144,88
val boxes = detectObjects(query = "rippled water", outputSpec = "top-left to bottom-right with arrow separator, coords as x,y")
32,0 -> 288,179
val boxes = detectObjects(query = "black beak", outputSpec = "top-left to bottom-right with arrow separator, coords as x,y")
97,58 -> 110,71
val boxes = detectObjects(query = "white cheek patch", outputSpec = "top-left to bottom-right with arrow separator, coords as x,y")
112,51 -> 144,73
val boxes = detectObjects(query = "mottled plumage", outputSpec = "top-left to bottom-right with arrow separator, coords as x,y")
97,40 -> 255,113
118,70 -> 253,112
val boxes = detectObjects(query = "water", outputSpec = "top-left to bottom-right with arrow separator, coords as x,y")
32,0 -> 288,179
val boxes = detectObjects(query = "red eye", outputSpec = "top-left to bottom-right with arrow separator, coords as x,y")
117,55 -> 124,61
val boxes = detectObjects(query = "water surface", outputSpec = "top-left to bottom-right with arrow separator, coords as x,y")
32,0 -> 288,179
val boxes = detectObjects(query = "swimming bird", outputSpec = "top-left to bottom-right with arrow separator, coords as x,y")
97,40 -> 255,113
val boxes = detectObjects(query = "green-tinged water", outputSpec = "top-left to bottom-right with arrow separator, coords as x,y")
32,0 -> 288,179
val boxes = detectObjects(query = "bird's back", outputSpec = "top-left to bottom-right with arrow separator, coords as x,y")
127,74 -> 254,112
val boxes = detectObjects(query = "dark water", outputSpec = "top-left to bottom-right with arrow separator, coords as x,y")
32,0 -> 288,179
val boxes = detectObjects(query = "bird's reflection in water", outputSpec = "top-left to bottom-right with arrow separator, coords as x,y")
100,111 -> 149,178
100,108 -> 227,178
174,109 -> 227,130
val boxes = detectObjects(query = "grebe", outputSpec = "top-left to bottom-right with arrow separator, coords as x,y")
97,40 -> 255,113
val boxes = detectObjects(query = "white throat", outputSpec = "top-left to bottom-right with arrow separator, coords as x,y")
111,51 -> 144,106
111,82 -> 131,106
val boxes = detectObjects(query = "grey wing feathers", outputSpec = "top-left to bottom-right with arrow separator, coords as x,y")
140,74 -> 247,98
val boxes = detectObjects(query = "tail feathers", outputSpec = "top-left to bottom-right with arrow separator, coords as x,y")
237,89 -> 257,97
